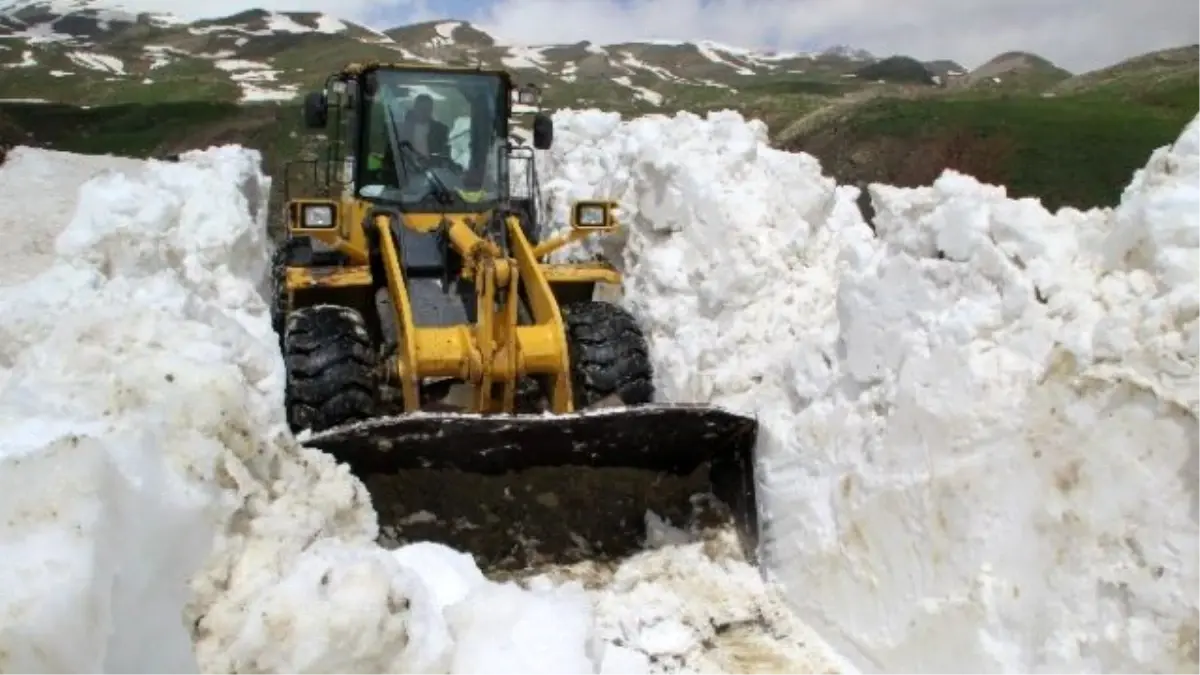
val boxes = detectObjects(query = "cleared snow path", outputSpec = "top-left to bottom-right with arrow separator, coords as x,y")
540,109 -> 1199,673
0,145 -> 843,673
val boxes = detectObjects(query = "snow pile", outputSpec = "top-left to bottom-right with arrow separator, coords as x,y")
541,109 -> 1199,672
0,146 -> 617,673
2,105 -> 1195,674
0,148 -> 147,286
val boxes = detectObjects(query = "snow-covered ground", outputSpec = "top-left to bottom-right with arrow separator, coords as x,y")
0,108 -> 1195,673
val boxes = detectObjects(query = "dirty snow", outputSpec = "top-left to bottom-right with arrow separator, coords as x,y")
234,79 -> 297,102
3,48 -> 35,67
212,59 -> 297,101
214,58 -> 270,72
434,21 -> 459,40
0,103 -> 1195,674
182,11 -> 339,37
0,140 -> 846,673
66,50 -> 123,74
503,45 -> 549,71
247,11 -> 341,33
262,12 -> 309,33
312,14 -> 344,33
611,76 -> 663,105
143,44 -> 188,69
693,42 -> 756,75
618,52 -> 682,82
540,108 -> 1199,673
0,22 -> 73,43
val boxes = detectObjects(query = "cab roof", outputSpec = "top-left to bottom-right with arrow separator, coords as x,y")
335,61 -> 515,85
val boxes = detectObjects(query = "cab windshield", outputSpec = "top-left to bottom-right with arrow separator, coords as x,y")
357,68 -> 507,211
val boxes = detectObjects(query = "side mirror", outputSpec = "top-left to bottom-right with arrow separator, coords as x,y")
303,91 -> 327,129
532,112 -> 553,150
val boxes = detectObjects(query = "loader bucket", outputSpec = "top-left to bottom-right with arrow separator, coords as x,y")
304,404 -> 760,570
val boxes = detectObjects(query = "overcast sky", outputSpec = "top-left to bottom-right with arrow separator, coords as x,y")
102,0 -> 1198,71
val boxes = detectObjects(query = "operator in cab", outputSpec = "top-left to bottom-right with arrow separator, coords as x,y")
359,72 -> 499,205
398,94 -> 451,159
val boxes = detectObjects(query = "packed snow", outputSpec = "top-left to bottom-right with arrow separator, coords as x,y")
0,102 -> 1195,675
539,109 -> 1199,672
0,135 -> 845,673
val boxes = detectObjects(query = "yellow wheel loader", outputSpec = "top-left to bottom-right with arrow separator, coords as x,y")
274,62 -> 760,569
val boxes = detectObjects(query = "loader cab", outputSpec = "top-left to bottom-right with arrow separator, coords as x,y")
304,64 -> 553,214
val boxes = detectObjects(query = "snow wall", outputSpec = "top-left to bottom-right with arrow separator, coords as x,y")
0,107 -> 1195,674
538,109 -> 1199,673
0,146 -> 840,674
0,147 -> 581,673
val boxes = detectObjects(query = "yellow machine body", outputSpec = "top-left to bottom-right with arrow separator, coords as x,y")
274,62 -> 759,571
284,194 -> 621,415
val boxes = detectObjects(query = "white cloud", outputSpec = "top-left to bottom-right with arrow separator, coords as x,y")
472,0 -> 1198,71
47,0 -> 1200,71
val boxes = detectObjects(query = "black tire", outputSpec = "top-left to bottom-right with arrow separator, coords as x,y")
269,238 -> 312,346
283,305 -> 379,433
268,244 -> 289,345
561,301 -> 654,408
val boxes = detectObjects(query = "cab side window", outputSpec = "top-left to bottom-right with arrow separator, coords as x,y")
360,74 -> 396,189
337,80 -> 358,194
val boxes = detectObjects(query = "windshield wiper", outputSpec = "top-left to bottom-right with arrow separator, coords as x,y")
397,141 -> 456,205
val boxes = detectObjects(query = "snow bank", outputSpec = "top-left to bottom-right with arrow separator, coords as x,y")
3,107 -> 1195,674
541,109 -> 1199,673
0,147 -> 604,672
0,147 -> 147,286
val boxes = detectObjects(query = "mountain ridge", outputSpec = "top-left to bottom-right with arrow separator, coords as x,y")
0,0 -> 980,110
0,4 -> 1190,245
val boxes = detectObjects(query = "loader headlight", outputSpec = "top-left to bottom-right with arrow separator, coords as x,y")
570,200 -> 615,230
302,204 -> 335,228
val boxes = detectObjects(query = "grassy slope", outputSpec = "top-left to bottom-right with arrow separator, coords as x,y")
0,48 -> 1195,217
0,101 -> 258,155
782,75 -> 1198,211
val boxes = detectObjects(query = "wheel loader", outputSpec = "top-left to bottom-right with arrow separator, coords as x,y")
274,61 -> 760,569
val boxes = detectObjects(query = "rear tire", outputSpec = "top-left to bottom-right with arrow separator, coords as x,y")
562,301 -> 654,408
284,304 -> 380,433
268,244 -> 289,346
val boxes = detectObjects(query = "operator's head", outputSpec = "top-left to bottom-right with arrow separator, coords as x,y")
412,94 -> 434,122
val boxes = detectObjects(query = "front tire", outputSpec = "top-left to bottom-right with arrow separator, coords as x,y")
562,301 -> 654,409
283,304 -> 379,432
